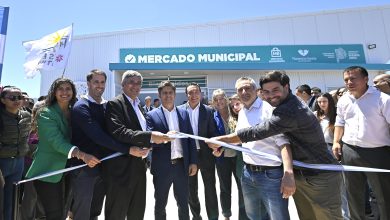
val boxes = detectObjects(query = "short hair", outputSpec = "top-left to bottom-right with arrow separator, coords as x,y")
158,81 -> 176,94
144,96 -> 152,101
121,70 -> 143,86
343,66 -> 368,77
296,84 -> 311,95
87,69 -> 107,82
235,77 -> 257,90
185,82 -> 202,94
259,70 -> 290,89
311,87 -> 321,93
153,98 -> 160,103
37,95 -> 46,101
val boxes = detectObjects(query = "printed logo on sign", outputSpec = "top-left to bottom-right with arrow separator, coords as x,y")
125,54 -> 136,63
271,47 -> 282,58
298,49 -> 309,57
335,48 -> 347,63
269,47 -> 285,63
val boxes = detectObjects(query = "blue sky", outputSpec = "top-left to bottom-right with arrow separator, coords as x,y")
1,0 -> 389,97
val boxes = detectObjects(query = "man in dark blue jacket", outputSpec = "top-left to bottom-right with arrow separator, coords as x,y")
146,81 -> 198,220
71,69 -> 132,220
178,83 -> 219,220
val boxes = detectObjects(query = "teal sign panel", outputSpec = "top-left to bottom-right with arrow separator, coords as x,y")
119,45 -> 365,65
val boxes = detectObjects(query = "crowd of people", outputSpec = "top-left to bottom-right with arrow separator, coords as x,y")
0,66 -> 389,220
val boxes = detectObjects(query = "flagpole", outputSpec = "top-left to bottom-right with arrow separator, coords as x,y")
61,23 -> 73,79
61,67 -> 66,78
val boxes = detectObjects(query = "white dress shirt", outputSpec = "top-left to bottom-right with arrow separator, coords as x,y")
162,106 -> 183,159
124,95 -> 146,131
186,103 -> 200,150
236,98 -> 290,166
335,86 -> 390,148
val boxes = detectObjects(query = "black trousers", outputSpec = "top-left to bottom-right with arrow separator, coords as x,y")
20,181 -> 45,220
104,170 -> 146,220
342,144 -> 390,220
188,156 -> 219,220
34,180 -> 64,220
71,166 -> 105,220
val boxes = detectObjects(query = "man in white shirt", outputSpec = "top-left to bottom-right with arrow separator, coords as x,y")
333,66 -> 390,220
179,83 -> 219,220
104,70 -> 171,220
234,77 -> 295,220
146,81 -> 198,220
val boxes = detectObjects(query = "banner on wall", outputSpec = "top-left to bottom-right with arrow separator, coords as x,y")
119,44 -> 366,65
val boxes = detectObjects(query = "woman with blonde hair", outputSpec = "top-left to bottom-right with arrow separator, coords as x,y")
212,89 -> 248,220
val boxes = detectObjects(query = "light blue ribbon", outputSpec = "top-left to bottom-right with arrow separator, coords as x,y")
171,132 -> 390,173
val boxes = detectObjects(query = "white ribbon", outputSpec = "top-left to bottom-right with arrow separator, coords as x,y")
18,132 -> 390,185
17,152 -> 123,184
171,132 -> 390,173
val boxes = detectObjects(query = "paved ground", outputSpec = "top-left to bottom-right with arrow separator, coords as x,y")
98,170 -> 300,220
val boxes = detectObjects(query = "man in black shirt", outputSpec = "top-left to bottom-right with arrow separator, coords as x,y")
207,70 -> 342,220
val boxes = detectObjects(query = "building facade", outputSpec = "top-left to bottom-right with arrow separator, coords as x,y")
40,4 -> 390,104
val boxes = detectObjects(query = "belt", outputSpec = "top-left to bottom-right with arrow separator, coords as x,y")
171,157 -> 183,165
294,169 -> 333,176
245,163 -> 282,172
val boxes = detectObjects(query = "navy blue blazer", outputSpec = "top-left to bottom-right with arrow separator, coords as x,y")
178,103 -> 218,169
146,106 -> 197,176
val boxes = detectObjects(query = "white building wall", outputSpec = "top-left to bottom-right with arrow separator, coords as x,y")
40,5 -> 390,99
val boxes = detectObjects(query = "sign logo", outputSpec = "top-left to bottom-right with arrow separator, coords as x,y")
298,49 -> 309,56
271,47 -> 281,57
125,54 -> 136,63
335,48 -> 347,63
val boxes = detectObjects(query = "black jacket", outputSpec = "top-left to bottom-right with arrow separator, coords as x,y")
0,109 -> 31,158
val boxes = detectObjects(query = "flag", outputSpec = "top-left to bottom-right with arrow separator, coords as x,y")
23,25 -> 73,79
0,6 -> 9,81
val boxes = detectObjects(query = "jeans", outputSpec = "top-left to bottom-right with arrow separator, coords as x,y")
241,165 -> 289,220
0,157 -> 24,220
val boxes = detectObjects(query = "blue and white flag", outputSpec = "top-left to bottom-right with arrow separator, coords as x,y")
0,6 -> 9,81
23,25 -> 73,79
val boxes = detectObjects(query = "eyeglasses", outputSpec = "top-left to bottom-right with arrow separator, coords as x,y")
4,95 -> 24,101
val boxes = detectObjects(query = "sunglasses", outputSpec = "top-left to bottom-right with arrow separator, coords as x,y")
4,95 -> 24,101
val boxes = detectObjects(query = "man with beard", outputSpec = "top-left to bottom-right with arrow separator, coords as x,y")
207,70 -> 343,220
71,69 -> 133,220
